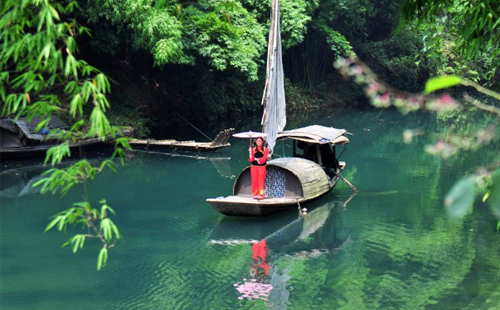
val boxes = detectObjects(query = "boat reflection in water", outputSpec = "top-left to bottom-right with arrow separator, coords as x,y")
0,157 -> 113,199
209,195 -> 355,307
0,164 -> 47,198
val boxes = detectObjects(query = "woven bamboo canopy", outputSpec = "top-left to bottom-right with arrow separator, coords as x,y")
277,125 -> 350,145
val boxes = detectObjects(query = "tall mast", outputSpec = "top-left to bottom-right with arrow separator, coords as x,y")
261,0 -> 286,155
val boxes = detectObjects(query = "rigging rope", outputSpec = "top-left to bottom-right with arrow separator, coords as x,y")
174,112 -> 213,142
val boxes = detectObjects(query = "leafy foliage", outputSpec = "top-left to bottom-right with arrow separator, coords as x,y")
1,0 -> 129,269
45,200 -> 120,270
400,0 -> 500,61
399,0 -> 500,89
84,0 -> 276,81
82,0 -> 323,81
283,0 -> 433,92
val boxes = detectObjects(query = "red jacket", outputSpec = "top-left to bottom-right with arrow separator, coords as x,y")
248,146 -> 269,165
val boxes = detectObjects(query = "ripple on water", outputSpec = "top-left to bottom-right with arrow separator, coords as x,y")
107,244 -> 248,310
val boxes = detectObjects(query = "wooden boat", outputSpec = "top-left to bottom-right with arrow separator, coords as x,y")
206,126 -> 350,216
0,117 -> 123,160
129,128 -> 234,152
0,138 -> 113,160
206,0 -> 352,216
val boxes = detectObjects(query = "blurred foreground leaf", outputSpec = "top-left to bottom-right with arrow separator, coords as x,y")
487,169 -> 500,218
425,76 -> 462,94
445,176 -> 475,218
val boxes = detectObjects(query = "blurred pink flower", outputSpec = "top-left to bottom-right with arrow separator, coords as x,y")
235,281 -> 273,301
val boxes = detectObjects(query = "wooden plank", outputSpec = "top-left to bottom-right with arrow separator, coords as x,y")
211,130 -> 225,146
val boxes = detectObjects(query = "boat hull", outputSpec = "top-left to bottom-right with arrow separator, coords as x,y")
207,196 -> 304,216
206,158 -> 345,217
206,180 -> 338,217
0,139 -> 111,160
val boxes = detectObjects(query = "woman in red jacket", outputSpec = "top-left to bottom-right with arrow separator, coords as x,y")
248,137 -> 269,199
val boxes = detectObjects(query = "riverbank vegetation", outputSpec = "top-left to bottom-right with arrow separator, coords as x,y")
77,0 -> 439,136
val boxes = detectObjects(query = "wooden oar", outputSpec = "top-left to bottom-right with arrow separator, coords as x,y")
335,172 -> 358,192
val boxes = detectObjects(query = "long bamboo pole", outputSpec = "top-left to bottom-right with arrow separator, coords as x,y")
335,172 -> 358,192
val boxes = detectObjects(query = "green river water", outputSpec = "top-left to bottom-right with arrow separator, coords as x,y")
1,109 -> 499,309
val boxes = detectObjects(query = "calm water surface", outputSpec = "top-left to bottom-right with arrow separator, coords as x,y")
1,109 -> 499,309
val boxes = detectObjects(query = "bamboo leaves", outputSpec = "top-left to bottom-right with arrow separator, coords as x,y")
64,54 -> 78,78
43,142 -> 70,166
89,106 -> 111,140
64,234 -> 86,253
1,1 -> 130,271
97,247 -> 108,270
44,200 -> 121,270
399,0 -> 500,83
99,200 -> 116,220
100,219 -> 120,243
34,159 -> 118,195
1,0 -> 122,142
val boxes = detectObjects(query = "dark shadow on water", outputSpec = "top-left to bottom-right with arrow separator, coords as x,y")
209,193 -> 356,252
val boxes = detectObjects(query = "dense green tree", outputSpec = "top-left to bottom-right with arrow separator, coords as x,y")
282,0 -> 435,93
400,0 -> 500,89
82,0 -> 317,81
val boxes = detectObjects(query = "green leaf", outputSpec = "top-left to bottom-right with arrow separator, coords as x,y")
69,94 -> 83,117
482,190 -> 490,202
57,215 -> 67,231
444,176 -> 476,218
425,75 -> 462,94
486,169 -> 500,218
100,218 -> 112,242
70,235 -> 85,253
97,247 -> 108,271
110,222 -> 120,240
45,216 -> 62,232
100,202 -> 116,219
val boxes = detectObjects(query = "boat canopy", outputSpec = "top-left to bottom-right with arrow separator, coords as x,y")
233,157 -> 330,200
0,116 -> 67,148
277,125 -> 349,145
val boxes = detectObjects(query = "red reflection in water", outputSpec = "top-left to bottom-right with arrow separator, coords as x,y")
235,239 -> 273,301
252,239 -> 270,277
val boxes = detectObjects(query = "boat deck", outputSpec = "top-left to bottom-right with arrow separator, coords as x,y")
130,139 -> 230,151
129,128 -> 235,152
208,195 -> 303,204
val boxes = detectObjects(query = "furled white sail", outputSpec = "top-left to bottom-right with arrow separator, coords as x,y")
261,0 -> 286,155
